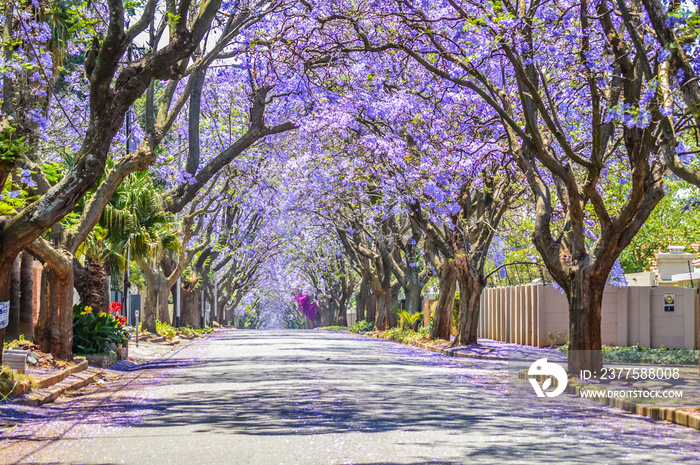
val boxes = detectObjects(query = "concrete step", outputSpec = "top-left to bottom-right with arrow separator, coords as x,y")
34,359 -> 89,389
14,368 -> 102,406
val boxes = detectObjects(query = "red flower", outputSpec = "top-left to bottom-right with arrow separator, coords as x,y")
109,302 -> 122,313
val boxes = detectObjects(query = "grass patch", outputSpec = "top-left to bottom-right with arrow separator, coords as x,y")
319,326 -> 348,331
0,365 -> 39,399
559,344 -> 699,365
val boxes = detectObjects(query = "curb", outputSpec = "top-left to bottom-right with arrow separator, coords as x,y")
518,370 -> 700,431
36,359 -> 89,389
360,332 -> 516,361
7,332 -> 210,407
15,367 -> 102,406
1,359 -> 89,399
358,331 -> 700,431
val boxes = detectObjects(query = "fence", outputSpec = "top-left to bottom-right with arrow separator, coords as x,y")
476,284 -> 698,349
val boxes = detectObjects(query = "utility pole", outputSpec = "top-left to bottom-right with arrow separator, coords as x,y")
122,42 -> 133,326
175,135 -> 182,327
200,291 -> 204,328
213,274 -> 218,324
175,278 -> 181,327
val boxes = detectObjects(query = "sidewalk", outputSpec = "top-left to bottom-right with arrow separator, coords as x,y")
5,331 -> 217,406
363,331 -> 568,361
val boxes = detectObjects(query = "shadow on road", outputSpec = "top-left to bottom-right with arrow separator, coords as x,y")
2,330 -> 699,465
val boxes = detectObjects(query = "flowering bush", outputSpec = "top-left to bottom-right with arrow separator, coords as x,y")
72,304 -> 128,355
108,302 -> 127,326
291,292 -> 319,327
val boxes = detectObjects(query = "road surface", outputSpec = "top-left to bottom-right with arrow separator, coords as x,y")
1,330 -> 698,464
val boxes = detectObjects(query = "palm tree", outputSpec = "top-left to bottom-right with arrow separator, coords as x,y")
104,171 -> 180,331
75,170 -> 179,332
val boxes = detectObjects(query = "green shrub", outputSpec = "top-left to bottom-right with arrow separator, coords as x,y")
384,327 -> 424,343
348,319 -> 374,333
156,319 -> 177,337
0,124 -> 26,164
559,343 -> 699,365
418,312 -> 434,337
179,326 -> 194,336
73,304 -> 129,355
393,308 -> 424,331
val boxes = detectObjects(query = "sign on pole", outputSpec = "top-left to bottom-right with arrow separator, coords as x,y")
0,301 -> 8,329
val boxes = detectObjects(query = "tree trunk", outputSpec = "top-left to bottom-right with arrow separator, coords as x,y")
143,272 -> 170,333
366,290 -> 376,324
139,257 -> 172,333
328,298 -> 336,326
567,272 -> 604,374
432,259 -> 456,341
141,275 -> 157,334
35,263 -> 74,359
374,288 -> 398,330
207,294 -> 215,326
6,254 -> 20,341
356,273 -> 367,322
142,284 -> 159,333
404,281 -> 423,315
374,292 -> 389,331
83,257 -> 109,314
158,284 -> 171,326
19,251 -> 34,341
335,299 -> 347,326
0,255 -> 14,362
180,281 -> 201,328
319,301 -> 329,327
314,305 -> 322,328
216,295 -> 225,324
452,259 -> 484,346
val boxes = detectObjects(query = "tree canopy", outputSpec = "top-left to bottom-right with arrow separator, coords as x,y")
1,0 -> 698,372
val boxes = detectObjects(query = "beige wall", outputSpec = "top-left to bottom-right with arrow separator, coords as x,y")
475,284 -> 698,349
347,307 -> 357,326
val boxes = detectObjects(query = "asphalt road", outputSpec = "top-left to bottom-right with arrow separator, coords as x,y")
1,330 -> 699,464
